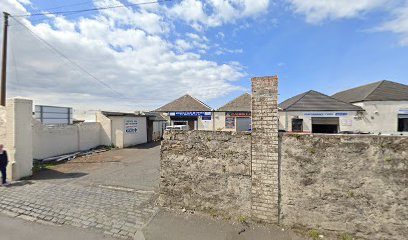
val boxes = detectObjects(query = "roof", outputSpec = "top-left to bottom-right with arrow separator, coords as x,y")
154,94 -> 212,112
145,112 -> 167,121
332,80 -> 408,103
279,90 -> 363,112
217,93 -> 251,112
101,111 -> 147,117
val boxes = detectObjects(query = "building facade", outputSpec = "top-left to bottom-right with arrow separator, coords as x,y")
214,93 -> 251,131
278,90 -> 364,133
332,80 -> 408,134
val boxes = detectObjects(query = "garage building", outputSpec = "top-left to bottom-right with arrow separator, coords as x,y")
278,90 -> 364,133
332,80 -> 408,134
154,94 -> 212,130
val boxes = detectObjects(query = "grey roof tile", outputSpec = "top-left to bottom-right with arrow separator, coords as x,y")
279,90 -> 363,111
154,94 -> 212,112
332,80 -> 408,103
217,93 -> 251,112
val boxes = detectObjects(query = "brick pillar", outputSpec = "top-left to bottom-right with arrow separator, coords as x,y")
6,98 -> 33,180
251,76 -> 279,223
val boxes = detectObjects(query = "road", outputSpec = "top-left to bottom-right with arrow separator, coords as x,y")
0,142 -> 304,240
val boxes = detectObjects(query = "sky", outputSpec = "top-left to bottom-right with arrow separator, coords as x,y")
1,0 -> 408,120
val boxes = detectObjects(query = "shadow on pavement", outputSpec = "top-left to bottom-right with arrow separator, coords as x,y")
29,169 -> 88,180
130,141 -> 161,149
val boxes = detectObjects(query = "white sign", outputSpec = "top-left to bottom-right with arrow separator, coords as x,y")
341,119 -> 352,126
304,112 -> 348,117
399,109 -> 408,114
125,119 -> 138,134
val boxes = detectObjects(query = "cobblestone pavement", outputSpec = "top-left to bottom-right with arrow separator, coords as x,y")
0,144 -> 161,240
0,181 -> 158,239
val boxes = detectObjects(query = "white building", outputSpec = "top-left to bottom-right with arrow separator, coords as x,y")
332,80 -> 408,134
278,90 -> 364,133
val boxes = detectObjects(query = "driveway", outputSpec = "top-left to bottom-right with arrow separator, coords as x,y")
0,142 -> 304,240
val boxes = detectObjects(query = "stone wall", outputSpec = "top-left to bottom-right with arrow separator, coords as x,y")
251,76 -> 280,223
159,130 -> 252,218
280,134 -> 408,240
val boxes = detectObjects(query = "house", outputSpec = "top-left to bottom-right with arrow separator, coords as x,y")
332,80 -> 408,133
278,90 -> 364,133
214,93 -> 251,131
154,94 -> 212,130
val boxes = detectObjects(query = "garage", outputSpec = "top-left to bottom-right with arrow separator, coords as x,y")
312,117 -> 339,133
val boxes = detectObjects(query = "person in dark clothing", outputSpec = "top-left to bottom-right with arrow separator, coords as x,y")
0,144 -> 8,185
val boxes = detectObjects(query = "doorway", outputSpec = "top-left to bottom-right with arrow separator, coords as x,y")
312,117 -> 339,134
398,115 -> 408,132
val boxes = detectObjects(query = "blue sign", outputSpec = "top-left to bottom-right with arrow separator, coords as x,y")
304,112 -> 348,117
169,112 -> 212,117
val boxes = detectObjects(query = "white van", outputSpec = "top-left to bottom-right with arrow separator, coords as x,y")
165,125 -> 190,131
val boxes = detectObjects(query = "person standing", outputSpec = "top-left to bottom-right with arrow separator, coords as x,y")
0,144 -> 8,185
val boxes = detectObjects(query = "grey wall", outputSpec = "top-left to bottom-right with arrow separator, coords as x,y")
281,134 -> 408,240
159,130 -> 252,218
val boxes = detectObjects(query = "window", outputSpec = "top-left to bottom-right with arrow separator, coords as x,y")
225,117 -> 235,129
292,119 -> 303,132
398,114 -> 408,132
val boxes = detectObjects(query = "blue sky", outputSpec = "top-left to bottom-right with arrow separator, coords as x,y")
2,0 -> 408,117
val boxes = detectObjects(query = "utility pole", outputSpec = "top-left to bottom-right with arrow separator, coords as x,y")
1,12 -> 9,106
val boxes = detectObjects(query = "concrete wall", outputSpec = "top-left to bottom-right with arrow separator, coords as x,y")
123,116 -> 147,147
197,115 -> 213,130
160,130 -> 252,218
353,101 -> 408,134
96,112 -> 112,146
281,134 -> 408,240
152,121 -> 166,141
33,120 -> 101,159
6,98 -> 33,180
0,106 -> 6,141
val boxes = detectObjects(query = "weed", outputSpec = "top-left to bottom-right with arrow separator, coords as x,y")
347,191 -> 355,198
307,229 -> 320,240
238,215 -> 248,223
340,233 -> 353,240
206,208 -> 218,218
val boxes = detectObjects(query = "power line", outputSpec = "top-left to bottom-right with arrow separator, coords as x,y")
13,0 -> 172,18
10,16 -> 124,98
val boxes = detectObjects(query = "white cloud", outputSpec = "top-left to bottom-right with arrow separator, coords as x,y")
167,0 -> 270,29
286,0 -> 408,46
375,4 -> 408,45
287,0 -> 395,23
1,0 -> 246,120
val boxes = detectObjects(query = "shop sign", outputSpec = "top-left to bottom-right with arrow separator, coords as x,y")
399,109 -> 408,114
304,112 -> 348,117
225,117 -> 235,129
201,116 -> 212,121
169,112 -> 212,117
125,119 -> 138,134
225,112 -> 251,117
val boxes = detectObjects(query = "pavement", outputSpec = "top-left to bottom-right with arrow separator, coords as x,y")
0,142 -> 305,240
